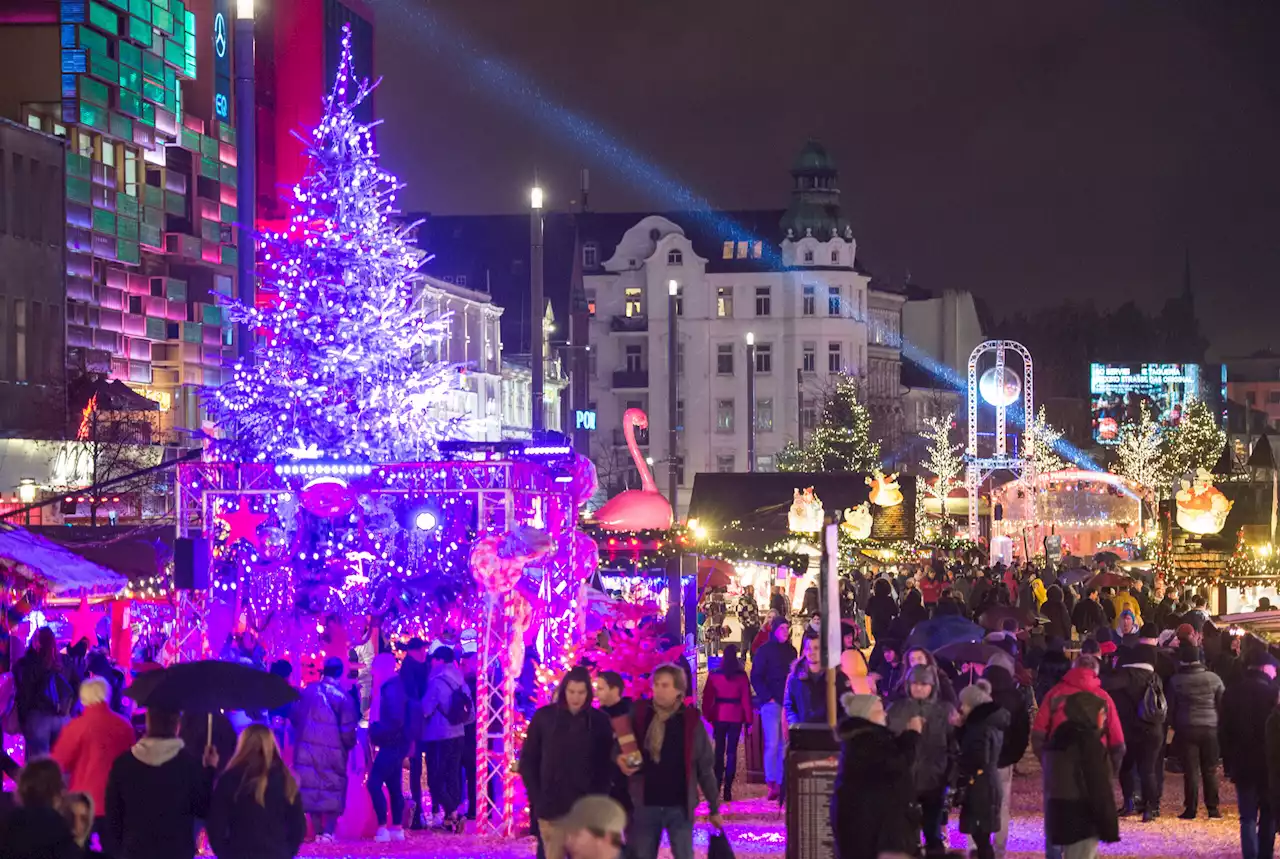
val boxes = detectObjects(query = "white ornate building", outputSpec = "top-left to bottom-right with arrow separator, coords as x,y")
583,141 -> 904,516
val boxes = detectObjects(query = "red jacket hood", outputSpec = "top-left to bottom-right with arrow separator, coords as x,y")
1060,667 -> 1104,694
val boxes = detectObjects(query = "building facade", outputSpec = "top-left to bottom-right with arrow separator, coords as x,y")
583,142 -> 902,516
1227,351 -> 1280,431
0,0 -> 241,441
0,118 -> 68,437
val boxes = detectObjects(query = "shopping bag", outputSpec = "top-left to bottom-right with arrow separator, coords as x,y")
707,829 -> 736,859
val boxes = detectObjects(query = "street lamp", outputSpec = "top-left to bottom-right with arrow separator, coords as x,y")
746,332 -> 756,472
236,0 -> 253,16
530,183 -> 545,430
667,279 -> 679,512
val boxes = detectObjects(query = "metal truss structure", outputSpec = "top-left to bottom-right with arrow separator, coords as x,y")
965,340 -> 1035,540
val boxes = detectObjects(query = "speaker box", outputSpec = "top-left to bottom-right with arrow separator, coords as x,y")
173,537 -> 210,590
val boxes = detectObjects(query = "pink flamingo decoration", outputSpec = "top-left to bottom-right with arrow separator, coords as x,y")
594,408 -> 674,532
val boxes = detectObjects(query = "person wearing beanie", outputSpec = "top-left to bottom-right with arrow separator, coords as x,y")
1117,610 -> 1138,640
956,679 -> 1008,859
1137,624 -> 1160,647
1112,588 -> 1142,631
1102,639 -> 1166,821
1166,641 -> 1225,819
1220,650 -> 1279,858
750,616 -> 797,800
832,693 -> 922,859
1042,585 -> 1072,642
886,665 -> 956,857
984,664 -> 1031,857
1072,589 -> 1108,640
1035,638 -> 1073,706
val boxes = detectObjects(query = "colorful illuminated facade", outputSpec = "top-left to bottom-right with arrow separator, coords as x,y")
0,0 -> 241,436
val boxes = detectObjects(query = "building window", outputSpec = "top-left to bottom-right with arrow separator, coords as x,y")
802,343 -> 816,373
757,454 -> 776,472
755,343 -> 772,374
1269,392 -> 1280,405
588,350 -> 597,377
804,249 -> 814,263
755,286 -> 771,317
673,285 -> 683,317
802,285 -> 816,316
716,454 -> 735,473
456,275 -> 467,287
676,399 -> 685,432
753,241 -> 763,259
801,405 -> 818,430
828,341 -> 842,373
716,399 -> 735,433
722,241 -> 734,259
676,342 -> 684,376
828,285 -> 842,316
668,248 -> 683,266
717,286 -> 734,318
676,455 -> 686,484
831,249 -> 839,263
716,343 -> 734,375
586,290 -> 596,316
624,287 -> 642,317
737,241 -> 749,259
583,241 -> 598,268
756,397 -> 774,432
625,343 -> 643,372
1247,391 -> 1258,405
14,299 -> 26,382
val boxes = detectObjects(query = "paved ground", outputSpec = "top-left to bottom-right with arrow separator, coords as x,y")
291,758 -> 1248,858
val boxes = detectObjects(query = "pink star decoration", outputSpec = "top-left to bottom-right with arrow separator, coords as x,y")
219,503 -> 268,550
68,594 -> 98,647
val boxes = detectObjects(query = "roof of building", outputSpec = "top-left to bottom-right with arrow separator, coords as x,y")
791,138 -> 838,175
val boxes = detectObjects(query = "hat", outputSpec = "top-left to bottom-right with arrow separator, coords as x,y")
1046,636 -> 1066,654
959,680 -> 993,710
399,636 -> 427,652
1099,641 -> 1117,656
1119,609 -> 1135,623
907,664 -> 937,687
1094,627 -> 1115,645
1176,623 -> 1196,642
562,795 -> 627,837
1080,639 -> 1101,656
1134,644 -> 1159,666
841,692 -> 882,720
1178,641 -> 1201,665
1138,623 -> 1159,645
460,639 -> 478,656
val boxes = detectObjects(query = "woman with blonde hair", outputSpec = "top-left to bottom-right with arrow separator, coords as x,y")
206,724 -> 306,859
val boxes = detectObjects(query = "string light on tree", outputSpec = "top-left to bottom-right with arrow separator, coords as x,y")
920,412 -> 964,519
777,373 -> 881,472
211,25 -> 461,463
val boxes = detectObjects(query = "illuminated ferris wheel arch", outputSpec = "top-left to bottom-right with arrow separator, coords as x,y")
966,340 -> 1035,540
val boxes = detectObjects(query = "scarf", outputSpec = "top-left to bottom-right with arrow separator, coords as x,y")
644,701 -> 681,764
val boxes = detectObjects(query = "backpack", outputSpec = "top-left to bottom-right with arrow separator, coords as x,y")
444,678 -> 475,727
1136,673 -> 1167,726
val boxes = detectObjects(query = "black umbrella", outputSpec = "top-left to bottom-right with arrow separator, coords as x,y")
934,641 -> 1006,667
978,605 -> 1041,632
125,660 -> 298,713
1058,568 -> 1092,587
1093,551 -> 1121,565
904,615 -> 984,653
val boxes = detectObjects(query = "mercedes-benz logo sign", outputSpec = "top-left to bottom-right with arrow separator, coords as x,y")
214,13 -> 227,58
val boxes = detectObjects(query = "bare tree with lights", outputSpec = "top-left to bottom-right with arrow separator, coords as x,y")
211,27 -> 460,462
920,412 -> 964,520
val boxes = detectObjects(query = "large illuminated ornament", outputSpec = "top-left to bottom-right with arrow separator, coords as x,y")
594,409 -> 674,532
789,487 -> 824,533
867,470 -> 903,508
979,366 -> 1022,407
1176,468 -> 1233,535
841,502 -> 873,540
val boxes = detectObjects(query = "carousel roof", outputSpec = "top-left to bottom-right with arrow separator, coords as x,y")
0,524 -> 128,594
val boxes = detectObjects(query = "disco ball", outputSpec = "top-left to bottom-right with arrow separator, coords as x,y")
979,366 -> 1022,407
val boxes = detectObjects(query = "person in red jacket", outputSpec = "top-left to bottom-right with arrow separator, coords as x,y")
52,675 -> 136,833
701,644 -> 754,801
1032,654 -> 1126,769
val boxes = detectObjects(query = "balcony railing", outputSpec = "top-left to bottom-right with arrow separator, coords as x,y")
612,370 -> 649,389
611,314 -> 648,333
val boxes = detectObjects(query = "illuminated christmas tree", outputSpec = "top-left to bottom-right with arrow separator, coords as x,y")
920,412 -> 963,516
1162,399 -> 1227,480
1024,405 -> 1066,478
777,373 -> 881,472
1113,402 -> 1168,497
212,27 -> 459,462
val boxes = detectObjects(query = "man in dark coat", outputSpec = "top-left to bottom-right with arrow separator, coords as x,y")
866,578 -> 899,641
956,682 -> 1009,859
104,707 -> 219,859
832,693 -> 922,859
1042,692 -> 1121,857
595,670 -> 634,815
1221,653 -> 1279,859
397,638 -> 432,828
520,666 -> 614,859
1167,641 -> 1226,819
887,664 -> 955,858
1071,590 -> 1108,640
986,663 -> 1030,856
783,634 -> 850,728
291,656 -> 358,840
1103,644 -> 1165,822
750,617 -> 796,800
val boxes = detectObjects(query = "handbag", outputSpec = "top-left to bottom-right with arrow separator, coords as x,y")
707,829 -> 735,859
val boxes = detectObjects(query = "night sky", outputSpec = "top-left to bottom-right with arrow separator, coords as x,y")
371,1 -> 1280,355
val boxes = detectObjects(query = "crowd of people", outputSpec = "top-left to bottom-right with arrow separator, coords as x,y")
0,619 -> 483,858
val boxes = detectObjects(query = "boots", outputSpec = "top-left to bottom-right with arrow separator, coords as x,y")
723,770 -> 735,802
1117,800 -> 1137,817
766,781 -> 780,802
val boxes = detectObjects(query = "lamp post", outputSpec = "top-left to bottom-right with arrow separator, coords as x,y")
746,332 -> 756,472
530,184 -> 545,432
234,0 -> 256,363
667,279 -> 679,511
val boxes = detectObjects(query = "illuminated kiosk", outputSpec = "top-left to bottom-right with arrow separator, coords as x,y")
966,340 -> 1035,540
990,469 -> 1146,560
